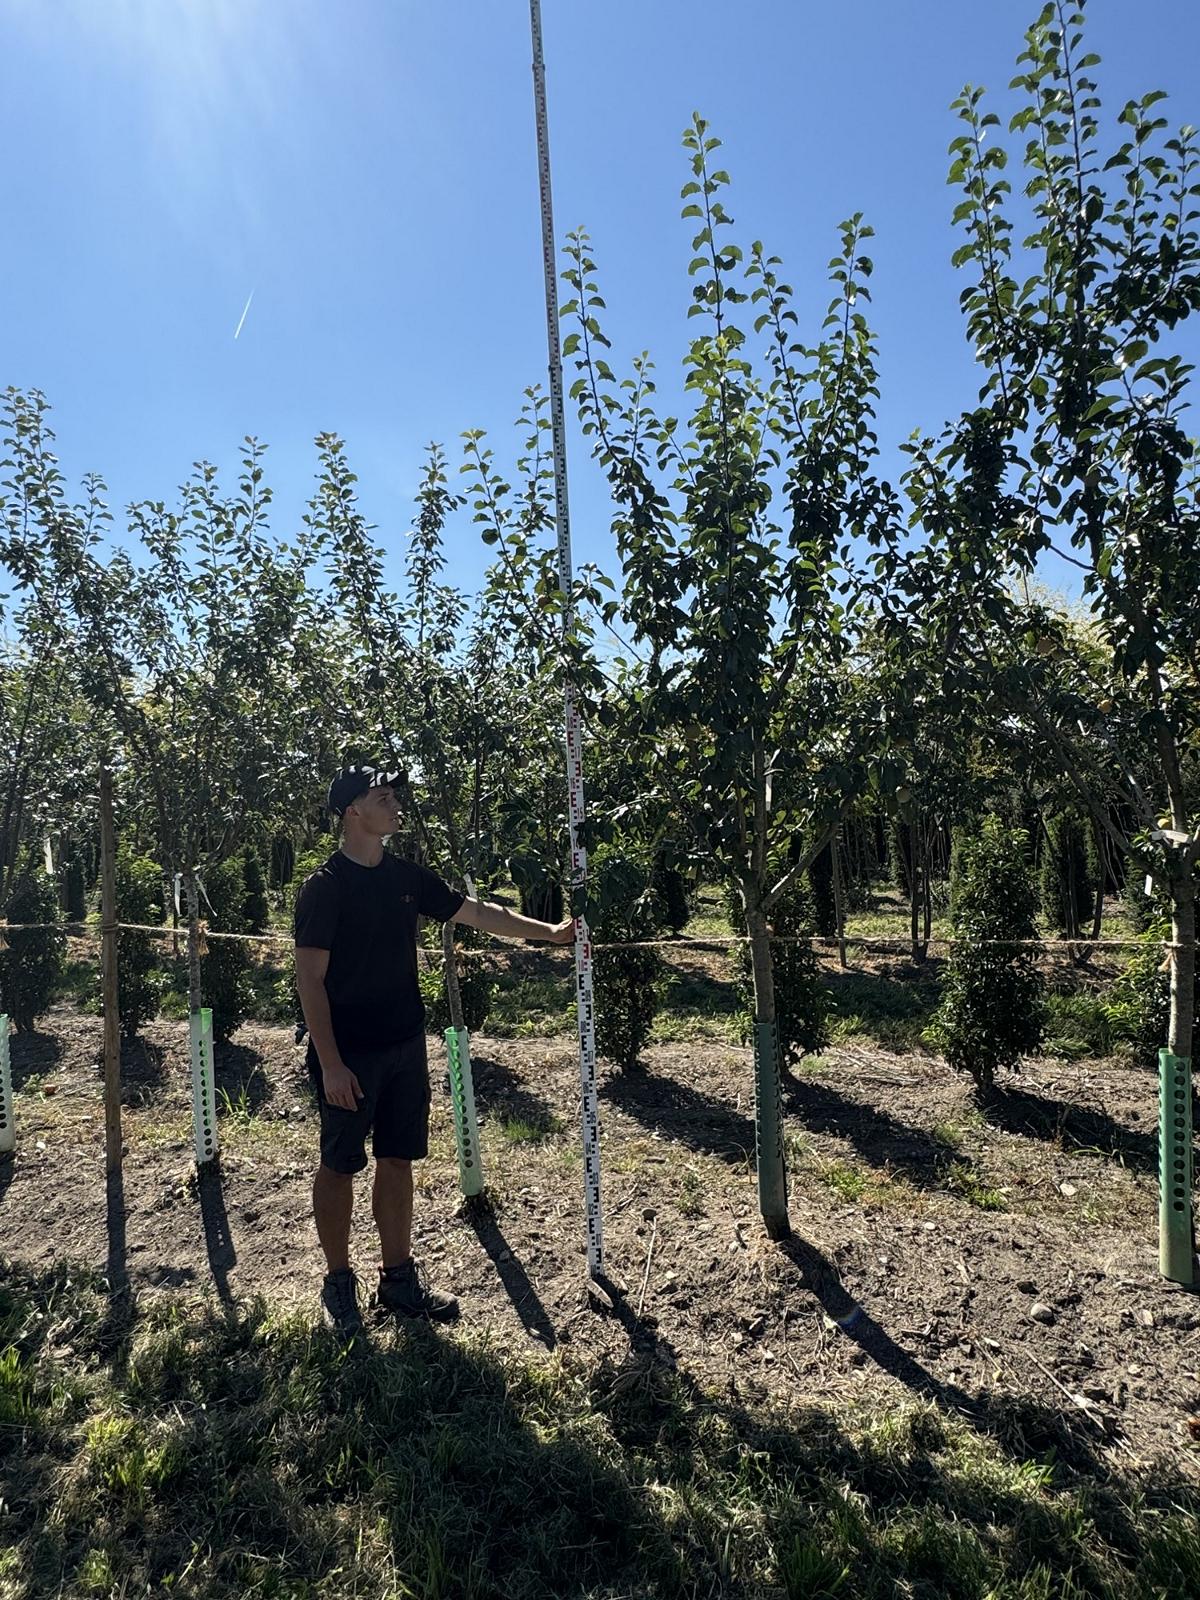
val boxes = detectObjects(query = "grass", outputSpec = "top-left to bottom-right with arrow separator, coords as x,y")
2,1264 -> 1197,1600
495,1111 -> 563,1145
944,1160 -> 1008,1212
822,1159 -> 869,1203
825,969 -> 941,1053
485,974 -> 575,1039
1042,990 -> 1112,1059
677,1165 -> 705,1218
931,1120 -> 964,1152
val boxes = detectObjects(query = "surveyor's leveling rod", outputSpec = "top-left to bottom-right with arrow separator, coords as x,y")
528,0 -> 603,1278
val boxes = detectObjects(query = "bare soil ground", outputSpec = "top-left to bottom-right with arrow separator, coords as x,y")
2,985 -> 1197,1485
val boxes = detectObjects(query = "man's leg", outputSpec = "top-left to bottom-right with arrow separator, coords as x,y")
313,1164 -> 355,1272
372,1157 -> 413,1268
371,1039 -> 457,1320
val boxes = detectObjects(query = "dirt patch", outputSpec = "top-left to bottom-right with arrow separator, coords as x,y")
2,1003 -> 1197,1482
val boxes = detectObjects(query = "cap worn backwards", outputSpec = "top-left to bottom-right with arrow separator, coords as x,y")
326,764 -> 405,818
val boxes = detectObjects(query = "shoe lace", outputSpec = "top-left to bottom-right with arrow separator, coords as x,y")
382,1260 -> 428,1302
330,1272 -> 359,1317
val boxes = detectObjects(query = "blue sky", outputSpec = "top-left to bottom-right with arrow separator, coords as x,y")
2,0 -> 1198,602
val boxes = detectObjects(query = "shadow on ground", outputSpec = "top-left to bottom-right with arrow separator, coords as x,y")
985,1084 -> 1159,1177
3,1259 -> 1194,1600
213,1042 -> 274,1113
823,960 -> 942,1050
469,1050 -> 559,1137
601,1067 -> 756,1167
8,1030 -> 64,1090
466,1201 -> 557,1348
117,1037 -> 168,1106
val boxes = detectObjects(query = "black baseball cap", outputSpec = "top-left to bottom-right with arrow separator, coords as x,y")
326,764 -> 405,818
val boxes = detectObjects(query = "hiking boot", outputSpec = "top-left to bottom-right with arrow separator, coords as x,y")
376,1260 -> 460,1322
321,1268 -> 365,1339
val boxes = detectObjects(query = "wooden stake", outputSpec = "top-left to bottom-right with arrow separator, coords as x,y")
99,764 -> 122,1175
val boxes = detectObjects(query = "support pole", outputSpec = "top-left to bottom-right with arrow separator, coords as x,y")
0,1015 -> 13,1156
1159,1049 -> 1195,1286
529,0 -> 603,1278
99,765 -> 122,1175
446,1027 -> 484,1198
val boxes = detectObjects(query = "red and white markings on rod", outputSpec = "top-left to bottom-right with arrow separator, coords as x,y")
529,0 -> 603,1279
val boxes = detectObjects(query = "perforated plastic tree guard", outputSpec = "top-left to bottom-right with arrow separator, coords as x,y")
446,1026 -> 483,1198
190,1007 -> 218,1164
1159,1048 -> 1195,1285
0,1014 -> 13,1155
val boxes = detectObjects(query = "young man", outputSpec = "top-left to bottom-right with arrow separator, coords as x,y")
294,764 -> 574,1336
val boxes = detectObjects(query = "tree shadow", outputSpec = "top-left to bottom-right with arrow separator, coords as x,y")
601,1066 -> 757,1167
213,1041 -> 274,1113
2,1263 -> 1195,1597
784,1073 -> 965,1191
466,1203 -> 557,1348
468,1049 -> 559,1137
99,1165 -> 134,1375
659,954 -> 741,1024
115,1036 -> 168,1106
776,1236 -> 1120,1478
197,1159 -> 236,1309
8,1030 -> 64,1090
984,1085 -> 1160,1177
823,961 -> 942,1050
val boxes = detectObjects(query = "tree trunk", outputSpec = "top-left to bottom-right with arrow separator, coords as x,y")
909,833 -> 924,964
99,766 -> 122,1177
183,869 -> 203,1016
745,900 -> 789,1240
442,919 -> 466,1033
1090,818 -> 1105,942
831,829 -> 848,969
1169,881 -> 1196,1061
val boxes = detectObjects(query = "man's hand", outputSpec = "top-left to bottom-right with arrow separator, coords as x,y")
453,897 -> 577,945
322,1060 -> 364,1112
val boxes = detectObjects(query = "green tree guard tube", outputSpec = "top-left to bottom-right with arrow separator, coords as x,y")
754,1018 -> 787,1230
1159,1049 -> 1195,1285
446,1027 -> 483,1199
190,1007 -> 218,1164
0,1015 -> 14,1155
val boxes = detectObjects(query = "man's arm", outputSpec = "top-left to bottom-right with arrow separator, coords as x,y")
295,946 -> 363,1111
451,897 -> 574,944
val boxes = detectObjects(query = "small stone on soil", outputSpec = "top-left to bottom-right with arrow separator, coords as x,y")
1029,1302 -> 1056,1325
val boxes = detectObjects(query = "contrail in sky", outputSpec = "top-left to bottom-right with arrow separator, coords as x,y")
233,290 -> 255,340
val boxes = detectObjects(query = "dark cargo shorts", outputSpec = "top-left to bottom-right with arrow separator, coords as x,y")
308,1034 -> 430,1174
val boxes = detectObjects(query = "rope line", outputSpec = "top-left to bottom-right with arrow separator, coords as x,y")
0,921 -> 1186,951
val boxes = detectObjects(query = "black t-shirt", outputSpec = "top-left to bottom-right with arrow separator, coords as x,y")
294,850 -> 465,1052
